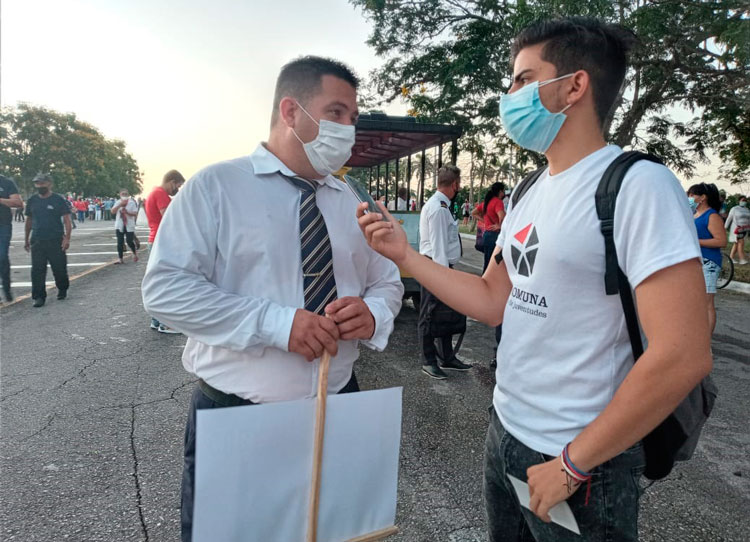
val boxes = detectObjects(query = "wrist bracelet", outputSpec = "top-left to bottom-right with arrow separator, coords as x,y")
561,442 -> 594,506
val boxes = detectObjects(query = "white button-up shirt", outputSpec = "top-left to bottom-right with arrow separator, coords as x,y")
419,191 -> 461,267
142,144 -> 403,403
112,198 -> 139,232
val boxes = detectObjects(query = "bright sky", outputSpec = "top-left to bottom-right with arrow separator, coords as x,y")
2,0 -> 406,194
2,0 -> 736,195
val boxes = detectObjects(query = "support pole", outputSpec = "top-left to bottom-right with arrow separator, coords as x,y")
419,149 -> 426,209
384,161 -> 390,206
306,351 -> 331,542
406,154 -> 412,211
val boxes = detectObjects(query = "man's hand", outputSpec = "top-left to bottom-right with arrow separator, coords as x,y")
288,309 -> 340,361
24,240 -> 30,252
486,223 -> 501,232
325,297 -> 375,341
527,457 -> 580,523
61,237 -> 70,252
356,202 -> 409,265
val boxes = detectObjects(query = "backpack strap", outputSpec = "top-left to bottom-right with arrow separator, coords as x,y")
511,167 -> 546,209
595,150 -> 662,360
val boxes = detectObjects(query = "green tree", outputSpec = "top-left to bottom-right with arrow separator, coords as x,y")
352,0 -> 750,183
0,104 -> 142,197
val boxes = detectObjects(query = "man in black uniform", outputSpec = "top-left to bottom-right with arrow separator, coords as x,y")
0,174 -> 24,302
24,173 -> 72,307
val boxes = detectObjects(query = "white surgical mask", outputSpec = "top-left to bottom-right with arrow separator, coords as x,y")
291,102 -> 355,176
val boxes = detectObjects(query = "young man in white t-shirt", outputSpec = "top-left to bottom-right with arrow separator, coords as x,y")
357,17 -> 711,542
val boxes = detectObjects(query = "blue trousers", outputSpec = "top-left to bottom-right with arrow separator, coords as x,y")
483,409 -> 645,542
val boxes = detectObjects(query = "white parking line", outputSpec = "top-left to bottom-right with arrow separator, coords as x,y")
11,262 -> 109,269
66,252 -> 119,255
458,260 -> 484,271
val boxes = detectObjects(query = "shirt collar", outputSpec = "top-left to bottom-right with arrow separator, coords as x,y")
250,144 -> 343,191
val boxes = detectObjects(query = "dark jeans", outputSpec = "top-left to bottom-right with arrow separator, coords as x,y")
0,224 -> 11,294
483,409 -> 645,542
181,373 -> 360,542
116,229 -> 137,259
77,210 -> 85,222
30,238 -> 69,300
417,283 -> 455,364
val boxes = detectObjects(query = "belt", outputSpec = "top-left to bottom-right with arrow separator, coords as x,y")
198,379 -> 256,407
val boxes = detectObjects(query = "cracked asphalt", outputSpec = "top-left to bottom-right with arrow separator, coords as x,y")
1,239 -> 748,541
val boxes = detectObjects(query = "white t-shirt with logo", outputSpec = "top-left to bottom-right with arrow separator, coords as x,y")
494,145 -> 700,456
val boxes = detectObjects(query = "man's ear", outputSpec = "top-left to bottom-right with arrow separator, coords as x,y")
566,70 -> 590,107
278,97 -> 298,128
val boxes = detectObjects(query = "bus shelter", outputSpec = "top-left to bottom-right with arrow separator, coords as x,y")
343,113 -> 463,303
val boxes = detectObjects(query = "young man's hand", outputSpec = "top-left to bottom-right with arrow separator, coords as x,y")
527,457 -> 580,522
325,297 -> 375,340
356,202 -> 409,265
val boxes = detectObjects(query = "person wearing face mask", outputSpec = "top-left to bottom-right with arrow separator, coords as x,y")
725,195 -> 750,265
687,183 -> 727,335
141,56 -> 403,542
418,164 -> 472,379
358,17 -> 710,542
24,173 -> 72,307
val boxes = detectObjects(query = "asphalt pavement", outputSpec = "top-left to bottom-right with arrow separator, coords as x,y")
0,237 -> 748,541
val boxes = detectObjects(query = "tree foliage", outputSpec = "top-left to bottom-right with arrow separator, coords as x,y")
352,0 -> 750,183
0,104 -> 142,196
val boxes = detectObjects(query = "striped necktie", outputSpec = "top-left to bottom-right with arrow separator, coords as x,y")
284,175 -> 338,315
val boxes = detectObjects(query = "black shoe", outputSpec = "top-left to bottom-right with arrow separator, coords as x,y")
422,364 -> 448,380
490,358 -> 497,370
3,290 -> 12,303
33,298 -> 45,308
57,290 -> 67,300
440,357 -> 473,371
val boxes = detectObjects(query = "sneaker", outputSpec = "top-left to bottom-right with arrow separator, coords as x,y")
440,357 -> 473,371
732,258 -> 740,264
3,290 -> 12,303
739,260 -> 749,265
421,364 -> 448,380
33,298 -> 45,308
57,290 -> 67,300
150,318 -> 160,330
489,358 -> 497,370
158,324 -> 181,335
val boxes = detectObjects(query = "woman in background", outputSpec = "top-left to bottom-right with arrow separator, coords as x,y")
687,183 -> 727,334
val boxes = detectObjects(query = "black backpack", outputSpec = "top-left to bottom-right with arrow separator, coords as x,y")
510,150 -> 718,480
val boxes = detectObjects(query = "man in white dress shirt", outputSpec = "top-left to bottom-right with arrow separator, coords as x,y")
417,164 -> 472,379
142,56 -> 403,542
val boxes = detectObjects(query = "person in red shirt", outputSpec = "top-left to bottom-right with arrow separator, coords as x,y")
146,170 -> 185,244
145,169 -> 185,333
472,181 -> 506,368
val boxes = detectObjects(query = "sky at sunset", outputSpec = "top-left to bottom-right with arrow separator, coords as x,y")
2,0 -> 735,195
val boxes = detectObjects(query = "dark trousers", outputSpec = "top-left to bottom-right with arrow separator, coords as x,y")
482,230 -> 503,355
30,238 -> 69,300
116,229 -> 137,259
180,373 -> 360,542
483,409 -> 645,542
77,210 -> 85,222
0,224 -> 11,294
418,283 -> 455,364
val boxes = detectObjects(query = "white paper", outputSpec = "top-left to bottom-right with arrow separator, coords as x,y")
507,474 -> 581,535
192,387 -> 402,542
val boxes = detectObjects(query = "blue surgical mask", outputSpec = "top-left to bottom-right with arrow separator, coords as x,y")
740,201 -> 748,208
499,73 -> 575,153
688,196 -> 698,212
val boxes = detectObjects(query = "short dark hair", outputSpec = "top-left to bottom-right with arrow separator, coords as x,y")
163,169 -> 185,185
437,164 -> 461,187
687,182 -> 722,213
271,56 -> 359,126
511,17 -> 637,127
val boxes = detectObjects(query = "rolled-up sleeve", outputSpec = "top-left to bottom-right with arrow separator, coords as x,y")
360,250 -> 403,352
141,176 -> 296,353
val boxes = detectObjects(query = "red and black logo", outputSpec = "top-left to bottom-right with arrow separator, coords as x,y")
511,223 -> 539,277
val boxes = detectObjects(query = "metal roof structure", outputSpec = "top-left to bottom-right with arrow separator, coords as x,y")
346,113 -> 463,168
